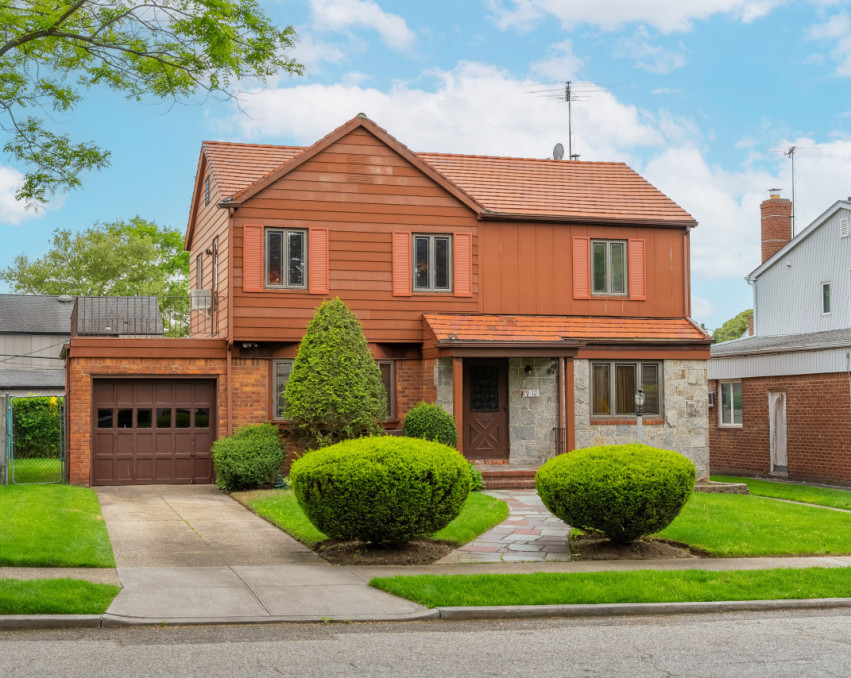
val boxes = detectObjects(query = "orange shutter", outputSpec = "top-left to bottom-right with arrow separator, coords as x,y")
572,237 -> 590,299
454,233 -> 473,297
628,239 -> 646,301
243,224 -> 264,293
308,228 -> 329,295
392,231 -> 412,297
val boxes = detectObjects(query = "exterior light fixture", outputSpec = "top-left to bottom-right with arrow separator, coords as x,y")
525,364 -> 533,377
635,388 -> 645,444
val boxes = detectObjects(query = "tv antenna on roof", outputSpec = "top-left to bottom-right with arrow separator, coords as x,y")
784,146 -> 797,235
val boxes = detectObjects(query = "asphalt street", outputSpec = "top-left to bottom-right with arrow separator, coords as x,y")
2,609 -> 851,677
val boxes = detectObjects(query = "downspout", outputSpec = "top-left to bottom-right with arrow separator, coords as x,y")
847,352 -> 851,429
558,357 -> 566,452
226,206 -> 235,437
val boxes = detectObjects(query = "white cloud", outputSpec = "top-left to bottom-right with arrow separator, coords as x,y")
487,0 -> 783,33
291,35 -> 348,74
530,40 -> 585,80
0,166 -> 45,226
691,296 -> 714,326
807,12 -> 851,76
615,30 -> 688,73
310,0 -> 416,51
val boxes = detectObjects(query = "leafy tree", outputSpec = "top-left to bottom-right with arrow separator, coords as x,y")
713,309 -> 753,343
1,1 -> 301,205
285,298 -> 387,450
0,216 -> 191,335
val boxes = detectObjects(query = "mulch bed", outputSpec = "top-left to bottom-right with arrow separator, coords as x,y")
314,540 -> 455,566
570,533 -> 709,560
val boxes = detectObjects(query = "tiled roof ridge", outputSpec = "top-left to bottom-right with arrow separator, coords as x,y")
420,151 -> 629,166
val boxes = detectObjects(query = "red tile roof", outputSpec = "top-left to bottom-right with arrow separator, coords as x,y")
424,314 -> 710,344
200,118 -> 695,225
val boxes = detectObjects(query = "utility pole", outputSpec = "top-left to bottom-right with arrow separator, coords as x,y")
785,146 -> 796,235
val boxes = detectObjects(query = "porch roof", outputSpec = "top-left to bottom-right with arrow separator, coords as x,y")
423,314 -> 711,345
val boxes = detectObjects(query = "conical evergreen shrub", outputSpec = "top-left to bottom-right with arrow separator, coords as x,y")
284,297 -> 386,449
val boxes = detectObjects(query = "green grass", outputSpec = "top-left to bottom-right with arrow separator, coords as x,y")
0,579 -> 120,615
712,475 -> 851,511
370,567 -> 851,608
12,458 -> 62,484
235,490 -> 508,547
658,492 -> 851,556
0,485 -> 115,567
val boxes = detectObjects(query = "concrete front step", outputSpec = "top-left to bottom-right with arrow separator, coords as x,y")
485,478 -> 538,489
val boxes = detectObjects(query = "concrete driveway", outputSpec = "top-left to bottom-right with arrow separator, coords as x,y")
95,485 -> 319,567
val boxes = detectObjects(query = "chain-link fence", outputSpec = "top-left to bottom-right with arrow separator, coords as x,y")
7,395 -> 65,484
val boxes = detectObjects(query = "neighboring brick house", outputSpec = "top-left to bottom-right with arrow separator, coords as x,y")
709,191 -> 851,484
65,114 -> 712,486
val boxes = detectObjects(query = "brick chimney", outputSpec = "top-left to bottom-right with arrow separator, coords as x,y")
747,312 -> 754,337
761,188 -> 792,263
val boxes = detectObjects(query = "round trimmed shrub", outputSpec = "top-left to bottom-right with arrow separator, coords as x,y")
403,402 -> 458,447
290,436 -> 470,545
213,423 -> 284,491
536,444 -> 695,544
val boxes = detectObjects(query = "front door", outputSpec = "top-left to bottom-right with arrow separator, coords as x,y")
463,359 -> 509,460
768,391 -> 787,475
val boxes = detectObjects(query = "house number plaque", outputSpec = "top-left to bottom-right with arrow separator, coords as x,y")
520,389 -> 540,398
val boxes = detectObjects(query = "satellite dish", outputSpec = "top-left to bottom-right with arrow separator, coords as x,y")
553,143 -> 565,160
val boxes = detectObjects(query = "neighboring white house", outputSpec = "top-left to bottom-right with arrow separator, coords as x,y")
708,193 -> 851,485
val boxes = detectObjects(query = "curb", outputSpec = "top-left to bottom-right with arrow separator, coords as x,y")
436,597 -> 851,620
5,598 -> 851,629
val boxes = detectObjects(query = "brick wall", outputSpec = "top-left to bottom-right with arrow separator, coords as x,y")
395,358 -> 437,421
710,372 -> 851,485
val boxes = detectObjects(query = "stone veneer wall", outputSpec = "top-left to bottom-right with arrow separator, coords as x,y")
508,358 -> 559,465
573,358 -> 710,479
435,357 -> 454,414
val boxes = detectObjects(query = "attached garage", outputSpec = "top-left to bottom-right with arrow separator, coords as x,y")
92,378 -> 216,486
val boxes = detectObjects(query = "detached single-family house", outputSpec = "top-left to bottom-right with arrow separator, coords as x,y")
709,191 -> 851,484
64,114 -> 711,486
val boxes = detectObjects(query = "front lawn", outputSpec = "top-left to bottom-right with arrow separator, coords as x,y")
0,485 -> 115,567
370,567 -> 851,608
235,490 -> 508,548
713,475 -> 851,511
0,579 -> 120,615
658,492 -> 851,556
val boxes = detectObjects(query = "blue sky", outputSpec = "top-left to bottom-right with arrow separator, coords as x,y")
3,0 -> 851,331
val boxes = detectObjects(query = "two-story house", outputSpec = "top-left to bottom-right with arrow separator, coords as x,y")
709,191 -> 851,484
63,115 -> 711,487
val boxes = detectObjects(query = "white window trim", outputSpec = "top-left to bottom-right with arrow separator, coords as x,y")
822,281 -> 832,316
591,239 -> 629,297
718,381 -> 743,428
412,234 -> 453,292
265,228 -> 308,290
590,360 -> 662,418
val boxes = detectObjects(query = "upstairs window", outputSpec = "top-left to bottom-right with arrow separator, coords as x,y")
196,254 -> 203,289
719,381 -> 742,426
266,228 -> 307,289
822,282 -> 831,315
413,234 -> 452,292
592,240 -> 627,295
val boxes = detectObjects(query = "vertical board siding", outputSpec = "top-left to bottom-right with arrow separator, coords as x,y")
308,228 -> 330,295
454,232 -> 473,297
392,231 -> 413,297
242,224 -> 264,293
482,224 -> 685,316
628,238 -> 647,301
572,237 -> 590,300
230,129 -> 478,342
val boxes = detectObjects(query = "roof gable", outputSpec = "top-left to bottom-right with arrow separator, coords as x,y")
748,200 -> 851,281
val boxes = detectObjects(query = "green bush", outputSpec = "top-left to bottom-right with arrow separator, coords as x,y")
290,436 -> 470,545
468,462 -> 485,492
212,423 -> 284,491
536,443 -> 695,544
284,298 -> 386,449
403,402 -> 458,447
11,396 -> 62,459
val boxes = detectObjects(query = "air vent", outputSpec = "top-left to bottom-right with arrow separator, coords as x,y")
840,217 -> 848,238
346,154 -> 378,184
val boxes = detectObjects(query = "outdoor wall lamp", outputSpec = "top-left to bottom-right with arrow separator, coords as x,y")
524,364 -> 533,377
634,388 -> 645,416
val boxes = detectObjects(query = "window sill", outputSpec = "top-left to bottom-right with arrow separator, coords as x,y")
590,418 -> 665,426
718,424 -> 743,429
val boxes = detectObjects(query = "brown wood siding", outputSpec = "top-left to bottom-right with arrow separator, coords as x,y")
480,221 -> 687,317
188,157 -> 230,337
230,129 -> 479,343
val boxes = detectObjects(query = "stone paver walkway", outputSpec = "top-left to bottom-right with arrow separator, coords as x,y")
438,490 -> 570,563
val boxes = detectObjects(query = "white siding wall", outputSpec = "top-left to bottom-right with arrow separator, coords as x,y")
756,208 -> 851,336
709,347 -> 851,380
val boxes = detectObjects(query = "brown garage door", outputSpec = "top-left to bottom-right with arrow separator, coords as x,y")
92,379 -> 216,486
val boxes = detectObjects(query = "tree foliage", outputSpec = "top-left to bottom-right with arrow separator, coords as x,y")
0,216 -> 190,334
285,298 -> 387,449
1,1 -> 301,204
713,309 -> 753,343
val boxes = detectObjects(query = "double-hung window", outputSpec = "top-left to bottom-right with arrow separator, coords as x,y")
719,381 -> 742,426
413,234 -> 452,292
592,240 -> 627,295
822,282 -> 831,315
592,361 -> 661,417
266,228 -> 307,288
